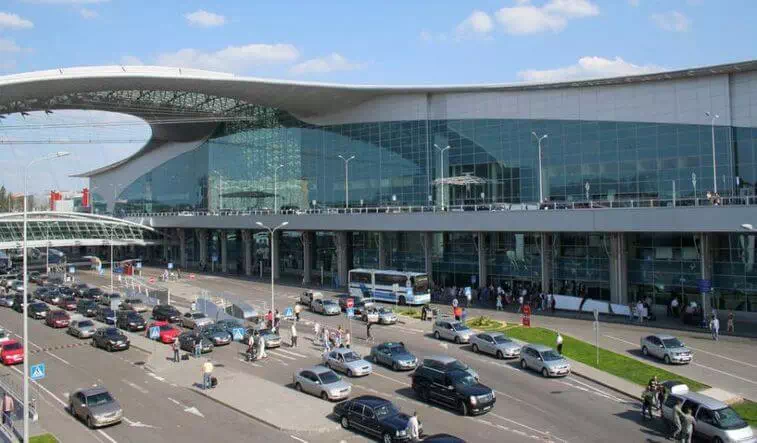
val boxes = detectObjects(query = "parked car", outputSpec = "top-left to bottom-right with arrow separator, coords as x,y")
58,296 -> 78,311
312,299 -> 341,315
520,344 -> 571,377
0,295 -> 15,308
199,324 -> 232,346
0,340 -> 23,365
41,290 -> 62,306
420,356 -> 479,380
293,365 -> 352,401
27,302 -> 49,319
146,321 -> 181,344
369,342 -> 418,371
68,319 -> 97,339
361,307 -> 380,323
299,290 -> 323,307
69,387 -> 123,428
12,297 -> 25,313
119,298 -> 148,313
83,287 -> 104,301
432,320 -> 473,344
181,311 -> 213,329
72,283 -> 89,297
252,327 -> 281,348
640,334 -> 693,365
0,329 -> 9,345
100,293 -> 121,308
95,307 -> 116,325
214,319 -> 244,340
45,310 -> 71,328
412,365 -> 495,416
333,396 -> 420,442
152,305 -> 181,323
92,327 -> 129,352
470,332 -> 522,360
322,348 -> 373,377
353,298 -> 376,316
661,383 -> 755,443
10,281 -> 25,294
76,300 -> 98,317
116,311 -> 146,332
376,308 -> 398,325
177,331 -> 214,353
58,286 -> 75,297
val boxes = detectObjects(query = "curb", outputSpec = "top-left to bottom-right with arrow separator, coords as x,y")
187,386 -> 340,434
569,368 -> 641,401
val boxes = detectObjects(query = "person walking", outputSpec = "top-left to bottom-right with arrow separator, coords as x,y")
407,411 -> 420,442
247,331 -> 256,360
727,310 -> 735,334
680,407 -> 696,443
313,322 -> 321,344
518,294 -> 524,313
669,398 -> 684,440
201,359 -> 214,390
641,386 -> 655,420
496,293 -> 503,311
257,332 -> 267,359
710,315 -> 720,341
461,307 -> 467,325
194,334 -> 202,358
2,393 -> 14,426
294,303 -> 302,322
344,330 -> 351,349
290,322 -> 298,348
366,321 -> 374,343
550,294 -> 556,313
172,339 -> 180,363
556,331 -> 564,355
452,297 -> 458,309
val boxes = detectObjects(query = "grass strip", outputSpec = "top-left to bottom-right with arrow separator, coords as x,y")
395,308 -> 422,319
732,400 -> 757,428
30,434 -> 59,443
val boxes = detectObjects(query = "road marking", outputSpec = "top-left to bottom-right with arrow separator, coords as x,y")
46,351 -> 71,366
268,350 -> 297,361
603,335 -> 636,346
122,417 -> 156,428
489,412 -> 568,443
691,363 -> 757,385
289,436 -> 308,443
493,390 -> 551,415
369,371 -> 407,386
685,346 -> 757,369
168,397 -> 205,417
269,356 -> 289,366
123,379 -> 149,394
146,372 -> 165,382
237,358 -> 261,367
275,348 -> 308,359
97,430 -> 119,443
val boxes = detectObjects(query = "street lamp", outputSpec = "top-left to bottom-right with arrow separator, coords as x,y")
338,154 -> 356,208
433,144 -> 452,209
531,132 -> 548,203
24,151 -> 69,443
210,171 -> 224,211
705,112 -> 719,194
255,221 -> 289,319
274,164 -> 284,214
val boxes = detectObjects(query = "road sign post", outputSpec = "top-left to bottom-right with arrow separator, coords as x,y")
593,308 -> 599,366
30,363 -> 45,381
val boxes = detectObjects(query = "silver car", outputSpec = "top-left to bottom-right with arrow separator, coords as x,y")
470,332 -> 521,359
312,299 -> 341,315
181,311 -> 214,329
432,320 -> 473,344
520,344 -> 571,377
120,298 -> 148,313
69,387 -> 122,428
293,365 -> 352,401
377,308 -> 398,325
640,334 -> 692,365
322,348 -> 373,377
68,319 -> 96,339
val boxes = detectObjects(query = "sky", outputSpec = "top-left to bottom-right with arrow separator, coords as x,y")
0,0 -> 756,194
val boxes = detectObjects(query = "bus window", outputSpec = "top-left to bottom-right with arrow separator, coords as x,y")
412,276 -> 429,293
350,272 -> 372,284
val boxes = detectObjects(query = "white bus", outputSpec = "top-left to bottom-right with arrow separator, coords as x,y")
348,269 -> 431,306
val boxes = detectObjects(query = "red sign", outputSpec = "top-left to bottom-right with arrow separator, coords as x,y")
148,277 -> 156,284
82,188 -> 90,207
346,298 -> 354,308
189,273 -> 195,280
523,305 -> 531,317
522,305 -> 532,327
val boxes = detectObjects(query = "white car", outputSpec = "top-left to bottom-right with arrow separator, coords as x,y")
181,312 -> 214,329
322,348 -> 373,377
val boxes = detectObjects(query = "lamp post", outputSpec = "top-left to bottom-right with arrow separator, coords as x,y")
585,181 -> 591,201
338,155 -> 355,208
210,171 -> 224,211
691,172 -> 698,205
705,112 -> 719,194
274,164 -> 284,214
433,144 -> 452,209
24,151 -> 69,443
531,132 -> 548,203
109,183 -> 122,214
255,221 -> 289,317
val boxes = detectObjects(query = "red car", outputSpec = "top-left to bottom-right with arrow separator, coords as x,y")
58,297 -> 77,311
0,340 -> 23,365
146,321 -> 180,344
45,310 -> 70,328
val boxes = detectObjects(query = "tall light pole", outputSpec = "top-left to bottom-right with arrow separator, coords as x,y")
531,132 -> 548,203
274,164 -> 284,214
255,221 -> 288,317
338,155 -> 355,208
211,171 -> 224,211
705,112 -> 720,194
433,144 -> 452,209
24,151 -> 69,443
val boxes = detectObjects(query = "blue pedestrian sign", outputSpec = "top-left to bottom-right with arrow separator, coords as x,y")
30,363 -> 45,381
136,262 -> 142,269
698,279 -> 712,293
68,266 -> 75,274
346,308 -> 355,318
211,255 -> 218,263
232,327 -> 245,342
167,263 -> 173,270
283,307 -> 293,319
148,326 -> 161,340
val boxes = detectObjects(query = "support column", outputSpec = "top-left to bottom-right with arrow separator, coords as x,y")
378,232 -> 388,269
540,232 -> 552,294
609,233 -> 628,305
272,230 -> 281,281
478,232 -> 488,289
242,230 -> 252,276
302,231 -> 313,285
699,233 -> 714,316
422,232 -> 433,287
162,236 -> 169,262
178,229 -> 188,269
220,231 -> 228,273
334,231 -> 350,288
196,229 -> 208,268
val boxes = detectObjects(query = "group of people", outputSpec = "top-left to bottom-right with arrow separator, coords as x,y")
313,322 -> 351,351
641,377 -> 695,442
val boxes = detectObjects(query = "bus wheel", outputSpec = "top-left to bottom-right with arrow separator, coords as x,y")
398,296 -> 406,306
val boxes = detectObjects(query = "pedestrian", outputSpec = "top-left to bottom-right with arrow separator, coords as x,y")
290,322 -> 298,348
641,386 -> 655,420
680,407 -> 696,443
266,310 -> 273,329
323,327 -> 331,352
496,293 -> 503,311
556,331 -> 563,355
710,315 -> 720,341
671,297 -> 680,318
172,339 -> 180,363
421,304 -> 428,321
518,294 -> 524,313
550,294 -> 556,313
461,307 -> 467,325
344,330 -> 351,349
452,297 -> 458,309
194,334 -> 202,358
314,322 -> 321,344
366,321 -> 373,342
257,332 -> 267,359
201,359 -> 214,390
294,303 -> 302,322
247,332 -> 256,359
670,398 -> 684,440
727,310 -> 735,334
2,393 -> 13,426
190,300 -> 197,312
274,309 -> 281,331
656,383 -> 666,418
407,411 -> 420,442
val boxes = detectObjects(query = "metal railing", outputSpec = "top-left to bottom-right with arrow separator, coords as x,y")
123,194 -> 757,219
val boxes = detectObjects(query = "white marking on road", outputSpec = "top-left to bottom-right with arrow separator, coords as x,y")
123,417 -> 156,428
237,358 -> 261,367
123,379 -> 149,394
275,348 -> 308,359
394,326 -> 425,334
438,342 -> 449,349
168,397 -> 205,417
147,372 -> 165,382
493,390 -> 551,415
97,430 -> 119,443
289,436 -> 308,443
268,350 -> 297,360
46,351 -> 71,366
370,371 -> 407,386
603,335 -> 636,346
269,356 -> 289,366
184,406 -> 204,417
489,412 -> 568,443
691,363 -> 757,385
685,346 -> 757,369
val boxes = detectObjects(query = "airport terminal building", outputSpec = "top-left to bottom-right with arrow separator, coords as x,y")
2,61 -> 757,314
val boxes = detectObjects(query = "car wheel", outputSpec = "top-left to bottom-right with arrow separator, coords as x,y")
107,343 -> 113,352
320,391 -> 329,401
86,415 -> 94,429
347,369 -> 353,377
392,362 -> 398,371
458,401 -> 469,416
712,437 -> 723,443
542,368 -> 549,378
472,344 -> 479,353
496,350 -> 504,360
641,346 -> 648,356
433,331 -> 440,340
420,388 -> 430,402
520,359 -> 528,369
295,383 -> 302,392
340,416 -> 350,429
454,336 -> 461,344
664,355 -> 671,365
383,433 -> 393,443
68,402 -> 75,417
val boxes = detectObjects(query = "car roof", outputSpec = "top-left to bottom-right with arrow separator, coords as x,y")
424,355 -> 456,363
306,365 -> 333,375
524,344 -> 553,352
652,334 -> 677,340
333,348 -> 356,355
352,395 -> 392,407
77,387 -> 110,397
673,391 -> 728,409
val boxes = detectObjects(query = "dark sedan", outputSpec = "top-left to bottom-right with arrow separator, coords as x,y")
28,302 -> 50,319
92,327 -> 129,352
76,300 -> 98,317
95,307 -> 116,325
116,311 -> 146,332
333,395 -> 420,442
177,332 -> 213,353
152,305 -> 181,323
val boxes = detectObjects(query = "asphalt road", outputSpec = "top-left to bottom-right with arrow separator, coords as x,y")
95,269 -> 675,443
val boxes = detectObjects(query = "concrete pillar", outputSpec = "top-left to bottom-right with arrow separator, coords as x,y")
302,231 -> 313,285
178,229 -> 188,269
699,233 -> 714,315
162,237 -> 169,262
378,232 -> 388,269
609,233 -> 628,305
540,232 -> 552,294
478,232 -> 488,289
334,231 -> 351,287
196,229 -> 208,268
422,232 -> 433,287
220,231 -> 228,273
242,230 -> 252,276
272,230 -> 281,281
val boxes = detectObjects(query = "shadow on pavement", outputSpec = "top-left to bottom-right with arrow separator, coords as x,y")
614,409 -> 671,442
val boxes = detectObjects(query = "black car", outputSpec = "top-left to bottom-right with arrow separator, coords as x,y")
84,287 -> 104,301
76,300 -> 98,317
116,311 -> 146,332
177,332 -> 213,353
58,286 -> 74,297
152,305 -> 181,323
92,327 -> 130,352
12,296 -> 25,313
422,434 -> 466,443
411,366 -> 495,416
28,302 -> 50,319
72,283 -> 89,297
333,395 -> 420,442
95,307 -> 116,325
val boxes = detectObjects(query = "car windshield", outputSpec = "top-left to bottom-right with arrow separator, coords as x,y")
127,313 -> 141,320
104,329 -> 121,337
159,325 -> 174,332
452,324 -> 470,332
446,360 -> 469,371
31,304 -> 46,310
4,343 -> 21,351
259,329 -> 276,336
373,403 -> 400,419
451,373 -> 477,387
542,350 -> 563,361
378,308 -> 393,314
78,321 -> 94,327
493,335 -> 512,344
323,300 -> 338,306
342,352 -> 361,362
387,345 -> 406,354
318,371 -> 340,384
712,407 -> 747,430
662,338 -> 684,348
86,392 -> 114,407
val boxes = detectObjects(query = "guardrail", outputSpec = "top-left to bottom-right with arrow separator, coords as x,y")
123,194 -> 757,219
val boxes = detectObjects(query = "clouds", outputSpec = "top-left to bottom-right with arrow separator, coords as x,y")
0,12 -> 34,30
651,11 -> 691,32
456,10 -> 494,37
79,8 -> 98,19
496,0 -> 599,35
0,38 -> 21,53
155,44 -> 300,73
184,10 -> 226,28
290,53 -> 363,76
517,56 -> 664,82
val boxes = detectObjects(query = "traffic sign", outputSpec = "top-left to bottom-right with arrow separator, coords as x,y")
168,263 -> 174,270
283,307 -> 294,319
232,327 -> 245,342
698,279 -> 712,293
136,262 -> 142,269
346,298 -> 354,309
346,308 -> 354,318
68,266 -> 75,274
211,255 -> 218,263
148,326 -> 160,340
30,363 -> 45,380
